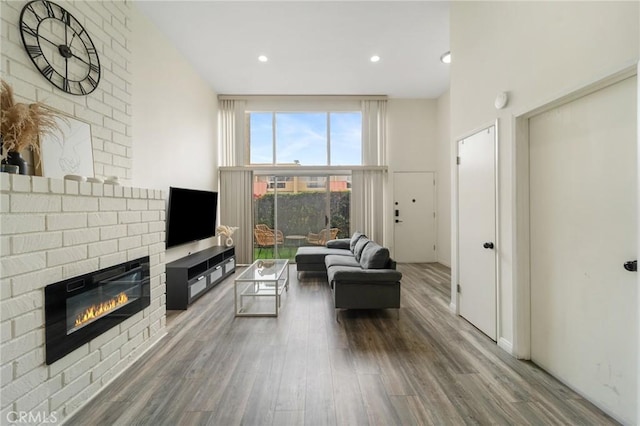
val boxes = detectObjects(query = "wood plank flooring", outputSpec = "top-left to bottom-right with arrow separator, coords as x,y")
67,263 -> 616,425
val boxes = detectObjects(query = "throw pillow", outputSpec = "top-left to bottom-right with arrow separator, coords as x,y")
326,239 -> 350,250
350,232 -> 366,252
353,237 -> 370,261
359,242 -> 390,269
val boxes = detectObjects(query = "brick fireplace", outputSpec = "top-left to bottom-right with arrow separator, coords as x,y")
0,174 -> 167,422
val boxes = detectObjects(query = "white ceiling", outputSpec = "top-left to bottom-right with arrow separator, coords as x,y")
135,1 -> 450,99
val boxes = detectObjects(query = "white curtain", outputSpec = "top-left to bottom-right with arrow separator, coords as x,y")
361,100 -> 387,166
219,168 -> 253,264
218,99 -> 246,167
351,169 -> 386,244
354,99 -> 388,244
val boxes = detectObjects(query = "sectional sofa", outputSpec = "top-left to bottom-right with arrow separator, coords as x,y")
295,232 -> 402,313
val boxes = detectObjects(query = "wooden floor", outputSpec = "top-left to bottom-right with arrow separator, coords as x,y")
68,263 -> 616,425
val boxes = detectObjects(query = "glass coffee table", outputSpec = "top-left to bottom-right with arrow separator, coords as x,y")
234,259 -> 289,317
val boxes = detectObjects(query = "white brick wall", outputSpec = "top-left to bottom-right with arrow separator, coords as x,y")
1,1 -> 170,420
0,0 -> 133,181
0,174 -> 166,423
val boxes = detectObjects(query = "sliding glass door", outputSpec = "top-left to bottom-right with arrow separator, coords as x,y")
252,174 -> 350,261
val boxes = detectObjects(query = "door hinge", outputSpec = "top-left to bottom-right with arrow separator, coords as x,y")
433,245 -> 436,251
457,284 -> 461,293
433,212 -> 436,218
456,156 -> 461,165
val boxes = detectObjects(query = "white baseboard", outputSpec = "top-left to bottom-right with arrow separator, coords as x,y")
498,337 -> 514,355
449,302 -> 457,313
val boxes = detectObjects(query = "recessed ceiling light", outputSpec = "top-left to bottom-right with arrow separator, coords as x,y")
370,55 -> 381,63
258,55 -> 268,62
440,51 -> 451,64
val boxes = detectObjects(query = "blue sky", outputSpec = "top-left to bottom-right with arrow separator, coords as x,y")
249,112 -> 362,165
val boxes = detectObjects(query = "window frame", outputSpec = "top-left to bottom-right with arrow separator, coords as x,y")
246,111 -> 362,167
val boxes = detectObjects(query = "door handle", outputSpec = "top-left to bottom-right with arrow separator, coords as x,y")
483,242 -> 494,249
624,260 -> 637,272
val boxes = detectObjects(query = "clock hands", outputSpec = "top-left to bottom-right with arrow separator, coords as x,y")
69,52 -> 90,66
64,22 -> 79,48
68,32 -> 77,47
36,31 -> 89,64
64,25 -> 78,46
35,32 -> 61,50
64,14 -> 68,45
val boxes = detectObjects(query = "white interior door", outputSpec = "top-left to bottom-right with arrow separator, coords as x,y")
529,76 -> 637,424
393,172 -> 435,263
457,126 -> 497,341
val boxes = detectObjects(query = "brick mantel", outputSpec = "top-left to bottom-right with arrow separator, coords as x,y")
0,174 -> 167,422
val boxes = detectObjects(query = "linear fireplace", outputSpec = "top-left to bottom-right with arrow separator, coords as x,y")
45,257 -> 151,365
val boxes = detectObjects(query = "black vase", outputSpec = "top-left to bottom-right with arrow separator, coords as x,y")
3,151 -> 28,175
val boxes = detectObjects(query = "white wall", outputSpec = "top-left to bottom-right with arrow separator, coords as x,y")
131,6 -> 219,263
387,99 -> 437,172
450,0 -> 639,353
436,90 -> 451,267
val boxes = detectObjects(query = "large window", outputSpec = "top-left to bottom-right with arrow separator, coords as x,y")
248,112 -> 362,166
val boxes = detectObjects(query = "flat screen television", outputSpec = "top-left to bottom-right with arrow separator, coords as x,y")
166,187 -> 218,248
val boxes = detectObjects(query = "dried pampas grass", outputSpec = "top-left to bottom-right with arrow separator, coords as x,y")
1,80 -> 61,160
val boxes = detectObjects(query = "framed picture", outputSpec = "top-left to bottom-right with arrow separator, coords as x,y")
38,113 -> 94,179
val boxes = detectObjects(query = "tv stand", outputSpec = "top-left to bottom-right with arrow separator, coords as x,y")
166,246 -> 235,310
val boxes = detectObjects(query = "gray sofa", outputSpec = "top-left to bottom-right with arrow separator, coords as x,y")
295,232 -> 402,313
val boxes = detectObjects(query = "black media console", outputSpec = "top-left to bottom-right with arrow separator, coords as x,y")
166,246 -> 235,310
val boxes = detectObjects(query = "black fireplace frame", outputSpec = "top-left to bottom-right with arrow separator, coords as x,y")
45,257 -> 150,365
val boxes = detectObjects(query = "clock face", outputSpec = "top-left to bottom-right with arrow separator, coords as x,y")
19,0 -> 101,95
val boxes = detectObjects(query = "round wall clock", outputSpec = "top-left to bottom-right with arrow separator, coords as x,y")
19,0 -> 101,95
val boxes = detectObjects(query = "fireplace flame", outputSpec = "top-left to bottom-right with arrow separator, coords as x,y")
74,292 -> 129,328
